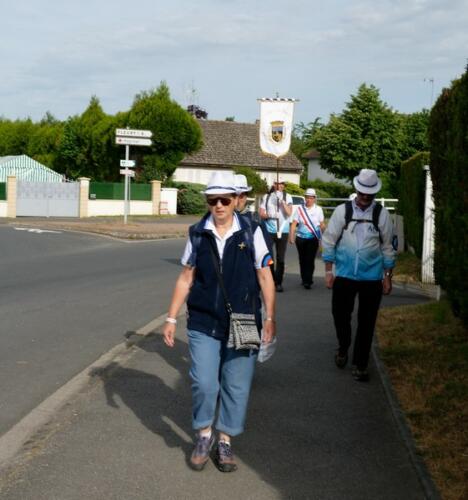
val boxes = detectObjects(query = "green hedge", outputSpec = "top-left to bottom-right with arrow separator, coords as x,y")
0,182 -> 5,200
398,152 -> 429,258
428,66 -> 468,325
89,182 -> 151,201
165,181 -> 206,215
301,178 -> 352,198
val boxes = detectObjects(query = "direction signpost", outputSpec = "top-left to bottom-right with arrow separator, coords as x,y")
115,128 -> 152,224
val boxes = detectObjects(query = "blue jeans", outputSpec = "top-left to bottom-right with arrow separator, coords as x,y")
187,329 -> 258,437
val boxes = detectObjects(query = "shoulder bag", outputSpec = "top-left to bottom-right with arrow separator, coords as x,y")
208,243 -> 260,350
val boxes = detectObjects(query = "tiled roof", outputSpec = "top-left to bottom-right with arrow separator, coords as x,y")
180,120 -> 303,172
303,149 -> 320,160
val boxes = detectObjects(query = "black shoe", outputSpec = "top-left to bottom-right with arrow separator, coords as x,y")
303,283 -> 311,289
352,367 -> 370,382
275,284 -> 284,292
334,350 -> 348,368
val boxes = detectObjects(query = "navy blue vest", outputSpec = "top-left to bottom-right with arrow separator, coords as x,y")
186,214 -> 262,340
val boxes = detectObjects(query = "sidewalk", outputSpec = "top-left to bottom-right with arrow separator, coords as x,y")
2,215 -> 200,240
0,259 -> 433,499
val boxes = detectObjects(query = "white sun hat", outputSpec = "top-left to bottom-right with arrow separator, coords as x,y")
353,169 -> 382,195
234,174 -> 252,194
203,171 -> 237,195
305,188 -> 316,197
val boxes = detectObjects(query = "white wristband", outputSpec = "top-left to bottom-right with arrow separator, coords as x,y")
325,271 -> 334,275
165,317 -> 177,325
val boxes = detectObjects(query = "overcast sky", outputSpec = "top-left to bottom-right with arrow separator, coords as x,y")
1,0 -> 467,125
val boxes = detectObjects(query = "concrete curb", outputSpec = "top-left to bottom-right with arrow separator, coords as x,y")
0,312 -> 172,471
8,223 -> 188,241
372,342 -> 441,500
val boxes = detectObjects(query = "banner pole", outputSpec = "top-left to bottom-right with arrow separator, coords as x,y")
276,156 -> 280,237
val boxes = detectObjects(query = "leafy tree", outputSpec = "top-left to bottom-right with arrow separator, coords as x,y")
312,84 -> 402,195
291,118 -> 323,168
27,119 -> 64,169
129,82 -> 203,182
0,118 -> 35,156
397,109 -> 430,160
225,116 -> 235,122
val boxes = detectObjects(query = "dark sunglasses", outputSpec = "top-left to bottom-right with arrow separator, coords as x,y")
206,197 -> 233,206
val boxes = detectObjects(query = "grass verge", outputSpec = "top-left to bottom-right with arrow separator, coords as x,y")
377,300 -> 467,500
393,252 -> 421,283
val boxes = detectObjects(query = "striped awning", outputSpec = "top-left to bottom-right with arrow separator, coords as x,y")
0,155 -> 63,182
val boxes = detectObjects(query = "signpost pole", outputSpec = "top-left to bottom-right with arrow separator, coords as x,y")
124,145 -> 130,224
115,128 -> 152,225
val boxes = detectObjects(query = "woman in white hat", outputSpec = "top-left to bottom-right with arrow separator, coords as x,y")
162,171 -> 276,473
289,188 -> 325,288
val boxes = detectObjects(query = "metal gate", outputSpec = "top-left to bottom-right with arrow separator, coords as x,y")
16,181 -> 80,217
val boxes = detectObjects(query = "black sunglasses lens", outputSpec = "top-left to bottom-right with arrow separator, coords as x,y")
207,197 -> 231,206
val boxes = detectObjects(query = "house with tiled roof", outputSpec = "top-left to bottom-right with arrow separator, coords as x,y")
174,120 -> 303,185
303,149 -> 349,185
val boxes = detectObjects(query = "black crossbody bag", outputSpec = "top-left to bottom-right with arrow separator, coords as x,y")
208,243 -> 260,350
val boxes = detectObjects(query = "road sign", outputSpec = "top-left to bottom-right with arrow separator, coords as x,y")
115,128 -> 153,138
116,136 -> 152,146
120,168 -> 135,177
120,159 -> 135,167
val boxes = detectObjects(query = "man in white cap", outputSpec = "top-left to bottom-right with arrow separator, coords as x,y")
234,174 -> 252,214
322,169 -> 396,382
259,180 -> 293,292
162,171 -> 276,472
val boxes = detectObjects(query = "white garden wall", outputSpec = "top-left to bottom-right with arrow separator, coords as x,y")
88,200 -> 153,217
0,201 -> 7,217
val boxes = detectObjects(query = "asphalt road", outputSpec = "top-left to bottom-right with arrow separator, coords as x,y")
0,225 -> 186,436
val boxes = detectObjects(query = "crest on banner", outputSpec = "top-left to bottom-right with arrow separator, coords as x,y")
258,98 -> 297,158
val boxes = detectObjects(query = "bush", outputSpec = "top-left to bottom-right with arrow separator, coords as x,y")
166,181 -> 206,215
233,166 -> 268,195
428,66 -> 468,325
284,182 -> 304,196
398,152 -> 429,257
301,178 -> 352,198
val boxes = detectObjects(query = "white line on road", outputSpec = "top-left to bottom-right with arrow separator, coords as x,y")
0,311 -> 171,470
14,227 -> 62,234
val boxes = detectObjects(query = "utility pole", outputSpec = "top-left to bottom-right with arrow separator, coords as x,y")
424,77 -> 434,107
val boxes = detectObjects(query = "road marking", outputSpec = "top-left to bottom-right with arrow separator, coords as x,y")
14,227 -> 62,234
0,310 -> 174,470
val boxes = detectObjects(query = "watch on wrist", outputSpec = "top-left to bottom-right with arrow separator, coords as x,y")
384,271 -> 393,278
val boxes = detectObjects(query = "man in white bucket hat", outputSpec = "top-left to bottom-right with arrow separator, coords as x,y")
162,170 -> 275,472
234,174 -> 252,214
321,169 -> 396,382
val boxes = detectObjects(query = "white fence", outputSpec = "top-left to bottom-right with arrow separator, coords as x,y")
421,167 -> 435,284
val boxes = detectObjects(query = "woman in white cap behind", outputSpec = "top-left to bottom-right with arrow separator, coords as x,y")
289,188 -> 325,288
162,171 -> 276,473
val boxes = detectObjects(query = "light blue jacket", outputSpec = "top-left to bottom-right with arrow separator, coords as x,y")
322,201 -> 395,281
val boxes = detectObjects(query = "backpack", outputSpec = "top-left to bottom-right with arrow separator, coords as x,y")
336,201 -> 383,246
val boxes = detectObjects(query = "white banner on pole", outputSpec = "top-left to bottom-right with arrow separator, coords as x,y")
259,98 -> 296,158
